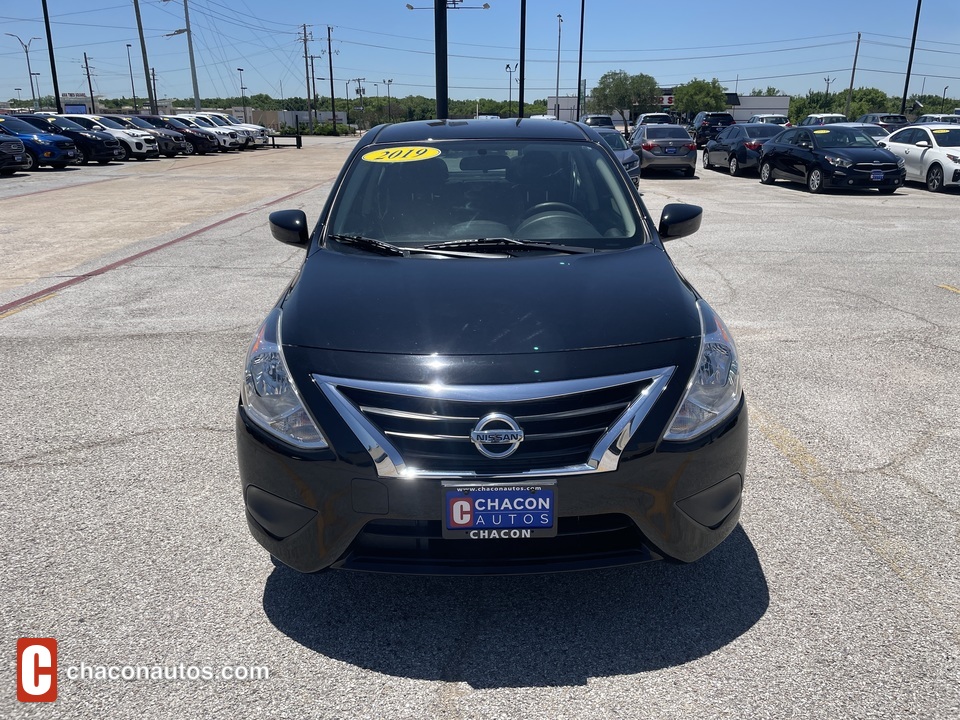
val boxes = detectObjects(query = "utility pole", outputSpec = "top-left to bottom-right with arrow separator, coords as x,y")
575,0 -> 584,121
151,67 -> 159,110
132,0 -> 156,113
383,78 -> 393,122
83,52 -> 96,113
844,32 -> 861,119
518,0 -> 526,118
901,0 -> 923,114
354,77 -> 365,113
301,25 -> 312,130
327,26 -> 337,135
554,14 -> 563,118
183,0 -> 201,110
824,76 -> 835,110
40,0 -> 63,113
309,55 -> 325,126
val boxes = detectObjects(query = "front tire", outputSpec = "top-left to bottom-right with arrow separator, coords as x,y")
926,164 -> 944,192
76,147 -> 89,165
728,155 -> 741,177
182,141 -> 195,155
22,151 -> 38,171
116,143 -> 129,161
806,167 -> 824,193
759,161 -> 774,184
702,150 -> 713,170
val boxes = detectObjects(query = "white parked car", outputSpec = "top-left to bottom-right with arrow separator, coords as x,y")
177,114 -> 241,151
62,114 -> 159,161
831,122 -> 890,142
196,112 -> 270,147
879,123 -> 960,192
746,114 -> 791,126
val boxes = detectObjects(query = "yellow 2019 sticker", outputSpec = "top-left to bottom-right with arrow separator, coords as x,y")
813,129 -> 831,134
362,146 -> 441,163
933,129 -> 950,134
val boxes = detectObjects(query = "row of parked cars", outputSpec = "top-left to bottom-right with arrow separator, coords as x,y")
0,111 -> 272,175
617,109 -> 960,194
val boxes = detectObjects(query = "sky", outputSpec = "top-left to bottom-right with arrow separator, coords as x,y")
1,0 -> 959,107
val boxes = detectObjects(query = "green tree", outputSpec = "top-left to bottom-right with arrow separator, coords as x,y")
749,86 -> 783,96
590,70 -> 659,130
673,78 -> 727,116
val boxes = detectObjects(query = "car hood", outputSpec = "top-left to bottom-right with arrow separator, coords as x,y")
13,131 -> 71,143
280,244 -> 700,355
824,147 -> 898,162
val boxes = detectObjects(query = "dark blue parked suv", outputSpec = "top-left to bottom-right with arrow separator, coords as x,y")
0,115 -> 77,170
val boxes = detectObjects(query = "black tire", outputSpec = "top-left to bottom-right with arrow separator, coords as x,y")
878,187 -> 897,195
97,160 -> 110,165
76,147 -> 89,165
182,141 -> 195,155
116,143 -> 129,161
926,164 -> 944,192
806,167 -> 824,193
683,166 -> 695,178
728,155 -> 741,177
50,162 -> 69,170
759,161 -> 774,184
0,169 -> 15,176
135,155 -> 146,161
702,150 -> 713,170
164,152 -> 178,158
22,151 -> 38,171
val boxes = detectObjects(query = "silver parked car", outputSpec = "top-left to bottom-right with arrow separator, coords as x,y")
879,123 -> 960,192
629,124 -> 697,176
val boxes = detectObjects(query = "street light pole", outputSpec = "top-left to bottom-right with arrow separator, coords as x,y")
505,63 -> 517,117
15,88 -> 22,105
942,86 -> 950,113
238,68 -> 247,122
126,43 -> 138,111
384,78 -> 393,122
5,34 -> 41,110
554,14 -> 563,119
32,73 -> 42,110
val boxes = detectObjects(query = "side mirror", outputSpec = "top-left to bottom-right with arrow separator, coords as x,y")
658,203 -> 702,241
269,209 -> 310,246
915,140 -> 931,148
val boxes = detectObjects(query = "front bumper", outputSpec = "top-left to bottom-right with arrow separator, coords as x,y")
236,395 -> 748,575
824,166 -> 905,189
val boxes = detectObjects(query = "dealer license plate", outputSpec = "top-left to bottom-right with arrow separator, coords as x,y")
871,170 -> 883,181
442,481 -> 556,539
665,146 -> 677,154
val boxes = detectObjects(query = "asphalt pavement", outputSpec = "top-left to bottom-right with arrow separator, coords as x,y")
2,137 -> 958,719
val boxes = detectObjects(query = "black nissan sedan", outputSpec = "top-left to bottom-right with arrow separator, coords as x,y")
758,125 -> 905,193
236,119 -> 748,575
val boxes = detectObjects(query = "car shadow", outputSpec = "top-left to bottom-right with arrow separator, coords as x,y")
262,525 -> 768,688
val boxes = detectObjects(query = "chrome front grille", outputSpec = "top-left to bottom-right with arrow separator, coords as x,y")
312,368 -> 675,479
1,140 -> 25,153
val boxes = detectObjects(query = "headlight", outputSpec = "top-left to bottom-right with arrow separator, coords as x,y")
947,153 -> 960,164
241,308 -> 328,449
824,154 -> 852,168
897,157 -> 906,168
664,301 -> 742,441
33,138 -> 51,146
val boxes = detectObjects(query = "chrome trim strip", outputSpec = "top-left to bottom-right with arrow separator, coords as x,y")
311,367 -> 675,479
361,400 -> 629,424
384,428 -> 603,442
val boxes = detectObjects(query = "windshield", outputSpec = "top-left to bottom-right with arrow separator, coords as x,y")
326,140 -> 643,251
202,115 -> 228,126
90,117 -> 126,129
106,116 -> 135,128
599,132 -> 629,151
49,118 -> 86,131
646,127 -> 691,140
167,117 -> 194,128
746,125 -> 783,138
123,116 -> 155,130
931,128 -> 960,147
813,128 -> 877,148
0,116 -> 47,134
190,117 -> 215,127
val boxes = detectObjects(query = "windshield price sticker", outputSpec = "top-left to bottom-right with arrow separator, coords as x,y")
933,129 -> 950,134
361,146 -> 441,163
442,481 -> 557,539
813,129 -> 831,134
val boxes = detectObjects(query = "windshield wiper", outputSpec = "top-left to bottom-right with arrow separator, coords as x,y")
421,237 -> 594,254
327,234 -> 405,256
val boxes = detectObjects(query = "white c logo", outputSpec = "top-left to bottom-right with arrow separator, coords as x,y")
21,645 -> 53,697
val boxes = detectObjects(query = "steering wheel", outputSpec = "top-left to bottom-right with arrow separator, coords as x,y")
520,202 -> 585,220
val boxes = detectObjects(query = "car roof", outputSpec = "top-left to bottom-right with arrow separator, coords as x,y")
366,118 -> 596,143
